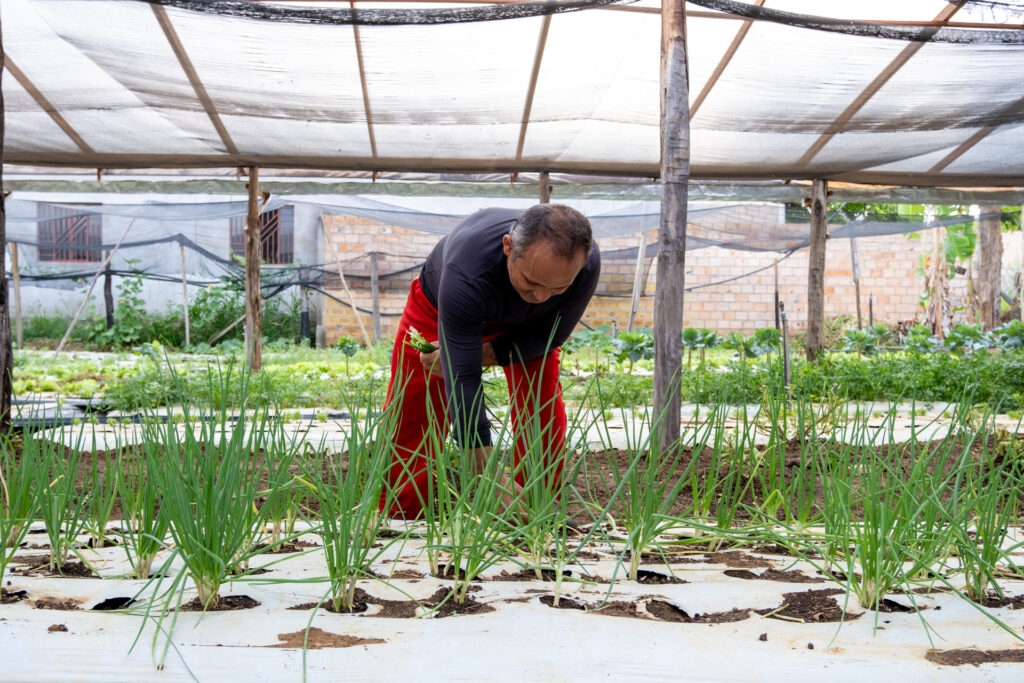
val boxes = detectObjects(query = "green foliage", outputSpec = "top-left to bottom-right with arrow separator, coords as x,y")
612,329 -> 654,366
902,324 -> 940,354
994,319 -> 1024,350
944,323 -> 995,354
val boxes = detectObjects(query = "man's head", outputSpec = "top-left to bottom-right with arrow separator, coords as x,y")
502,204 -> 592,304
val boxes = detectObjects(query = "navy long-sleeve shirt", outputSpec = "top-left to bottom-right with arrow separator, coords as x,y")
419,208 -> 601,447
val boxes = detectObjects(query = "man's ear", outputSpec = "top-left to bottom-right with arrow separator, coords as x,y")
502,234 -> 514,259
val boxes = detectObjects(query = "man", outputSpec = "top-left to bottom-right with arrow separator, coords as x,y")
381,203 -> 600,517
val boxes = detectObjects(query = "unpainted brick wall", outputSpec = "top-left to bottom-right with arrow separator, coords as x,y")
320,207 -> 939,346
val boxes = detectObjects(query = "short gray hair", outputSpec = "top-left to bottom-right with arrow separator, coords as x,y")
508,204 -> 592,262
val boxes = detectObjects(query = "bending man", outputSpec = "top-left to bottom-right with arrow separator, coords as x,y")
381,204 -> 600,517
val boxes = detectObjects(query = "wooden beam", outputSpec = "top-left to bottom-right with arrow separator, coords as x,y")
3,55 -> 94,154
928,94 -> 1024,174
151,5 -> 240,156
805,179 -> 827,361
690,0 -> 764,118
654,0 -> 688,452
850,235 -> 863,329
977,208 -> 1002,331
350,1 -> 378,158
794,3 -> 960,170
55,220 -> 135,356
244,166 -> 262,370
515,15 -> 552,161
627,232 -> 647,332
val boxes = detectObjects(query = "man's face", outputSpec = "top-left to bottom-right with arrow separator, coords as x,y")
502,235 -> 585,304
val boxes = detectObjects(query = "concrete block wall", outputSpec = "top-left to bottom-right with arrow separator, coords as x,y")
321,207 -> 962,346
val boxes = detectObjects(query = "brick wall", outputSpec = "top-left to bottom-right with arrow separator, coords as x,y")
320,206 -> 945,345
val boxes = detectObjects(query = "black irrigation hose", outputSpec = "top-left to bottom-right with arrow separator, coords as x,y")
142,0 -> 631,26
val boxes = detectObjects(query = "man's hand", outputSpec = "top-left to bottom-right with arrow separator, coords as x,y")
420,349 -> 443,378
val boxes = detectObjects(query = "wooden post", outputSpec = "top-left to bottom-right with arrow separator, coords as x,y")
0,35 -> 11,433
322,212 -> 371,346
180,242 -> 191,347
10,242 -> 22,348
103,252 -> 114,329
805,179 -> 828,361
977,207 -> 1002,331
627,233 -> 647,332
369,251 -> 381,343
244,166 -> 262,371
55,220 -> 135,356
538,171 -> 551,204
850,236 -> 863,329
654,0 -> 688,452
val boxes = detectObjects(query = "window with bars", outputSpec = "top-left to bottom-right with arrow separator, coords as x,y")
37,204 -> 103,262
229,206 -> 294,265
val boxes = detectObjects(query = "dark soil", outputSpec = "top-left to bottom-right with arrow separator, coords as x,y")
978,593 -> 1024,609
47,624 -> 69,632
287,589 -> 372,614
179,595 -> 261,612
387,569 -> 424,579
490,569 -> 573,582
539,595 -> 586,610
1,588 -> 29,604
254,540 -> 321,555
707,551 -> 773,569
645,599 -> 752,624
724,568 -> 826,584
625,550 -> 705,565
271,627 -> 385,649
926,649 -> 1024,666
756,589 -> 860,623
33,597 -> 81,611
420,587 -> 495,618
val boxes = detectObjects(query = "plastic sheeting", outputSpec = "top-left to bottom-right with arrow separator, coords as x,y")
4,0 -> 1024,186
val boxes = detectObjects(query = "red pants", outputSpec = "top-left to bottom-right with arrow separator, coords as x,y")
380,279 -> 567,518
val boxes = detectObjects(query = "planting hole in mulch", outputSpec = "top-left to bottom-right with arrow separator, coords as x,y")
33,597 -> 81,611
724,568 -> 826,584
43,561 -> 99,579
491,569 -> 573,582
86,537 -> 119,549
926,649 -> 1024,666
421,588 -> 495,618
286,589 -> 371,614
626,550 -> 705,565
2,588 -> 29,604
47,624 -> 68,632
271,627 -> 385,649
179,595 -> 260,612
706,551 -> 773,569
254,540 -> 321,555
433,565 -> 467,580
387,569 -> 424,579
874,598 -> 918,613
645,599 -> 752,624
539,595 -> 586,610
978,594 -> 1024,609
91,597 -> 137,611
635,569 -> 687,585
756,589 -> 859,623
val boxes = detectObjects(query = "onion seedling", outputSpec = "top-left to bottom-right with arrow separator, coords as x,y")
33,428 -> 91,572
144,362 -> 299,609
117,446 -> 169,580
1,434 -> 43,583
84,433 -> 120,549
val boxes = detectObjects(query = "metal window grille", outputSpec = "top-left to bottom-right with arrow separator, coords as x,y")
37,205 -> 103,262
230,206 -> 294,265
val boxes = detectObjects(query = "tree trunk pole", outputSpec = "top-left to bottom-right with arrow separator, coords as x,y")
538,171 -> 551,204
369,251 -> 381,344
654,0 -> 689,452
977,207 -> 1002,331
103,252 -> 114,330
10,242 -> 22,348
244,166 -> 262,371
180,242 -> 191,347
0,33 -> 11,433
628,233 -> 647,332
850,236 -> 863,329
806,179 -> 828,361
